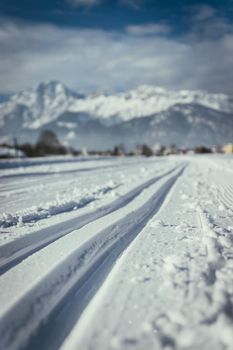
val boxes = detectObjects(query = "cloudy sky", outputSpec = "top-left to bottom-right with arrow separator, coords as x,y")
0,0 -> 233,95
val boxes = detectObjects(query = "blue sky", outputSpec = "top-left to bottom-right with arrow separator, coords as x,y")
0,0 -> 232,31
0,0 -> 233,94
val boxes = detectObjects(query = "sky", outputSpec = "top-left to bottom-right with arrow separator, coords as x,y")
0,0 -> 233,94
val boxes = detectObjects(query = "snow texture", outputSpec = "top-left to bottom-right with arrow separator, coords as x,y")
0,155 -> 232,350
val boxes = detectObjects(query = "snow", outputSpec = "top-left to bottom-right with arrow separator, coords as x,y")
0,155 -> 232,350
77,84 -> 233,123
1,81 -> 233,129
0,147 -> 24,158
1,82 -> 232,150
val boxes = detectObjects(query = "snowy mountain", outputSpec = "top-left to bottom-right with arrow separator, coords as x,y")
0,81 -> 232,149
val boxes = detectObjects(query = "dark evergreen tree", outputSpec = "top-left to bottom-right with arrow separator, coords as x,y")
35,130 -> 67,156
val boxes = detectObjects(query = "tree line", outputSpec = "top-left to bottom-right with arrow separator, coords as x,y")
0,129 -> 215,158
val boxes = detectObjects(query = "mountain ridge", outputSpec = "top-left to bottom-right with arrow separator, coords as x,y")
0,81 -> 232,149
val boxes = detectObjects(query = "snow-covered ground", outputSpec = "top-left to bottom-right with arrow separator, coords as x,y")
0,155 -> 232,350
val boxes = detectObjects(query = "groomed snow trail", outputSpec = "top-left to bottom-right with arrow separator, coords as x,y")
0,156 -> 232,350
0,163 -> 181,273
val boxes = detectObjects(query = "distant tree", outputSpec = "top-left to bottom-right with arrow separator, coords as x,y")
194,146 -> 212,154
141,144 -> 154,157
13,137 -> 20,158
112,144 -> 125,156
20,143 -> 36,157
35,130 -> 67,156
112,146 -> 121,156
36,130 -> 60,148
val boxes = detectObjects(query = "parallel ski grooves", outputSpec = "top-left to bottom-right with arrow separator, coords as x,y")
0,164 -> 183,274
22,166 -> 185,350
0,165 -> 185,350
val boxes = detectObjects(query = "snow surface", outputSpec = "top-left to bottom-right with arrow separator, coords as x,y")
0,155 -> 233,350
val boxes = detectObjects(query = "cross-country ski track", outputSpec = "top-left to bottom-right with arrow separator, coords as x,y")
0,155 -> 232,350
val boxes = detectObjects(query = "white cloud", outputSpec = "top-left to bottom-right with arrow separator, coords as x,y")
190,17 -> 233,39
192,5 -> 216,21
0,18 -> 233,94
66,0 -> 102,8
186,5 -> 233,40
126,23 -> 171,36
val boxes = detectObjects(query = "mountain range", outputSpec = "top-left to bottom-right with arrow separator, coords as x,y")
0,81 -> 232,150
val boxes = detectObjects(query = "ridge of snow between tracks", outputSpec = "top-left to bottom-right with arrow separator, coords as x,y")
0,165 -> 182,274
0,164 -> 186,350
